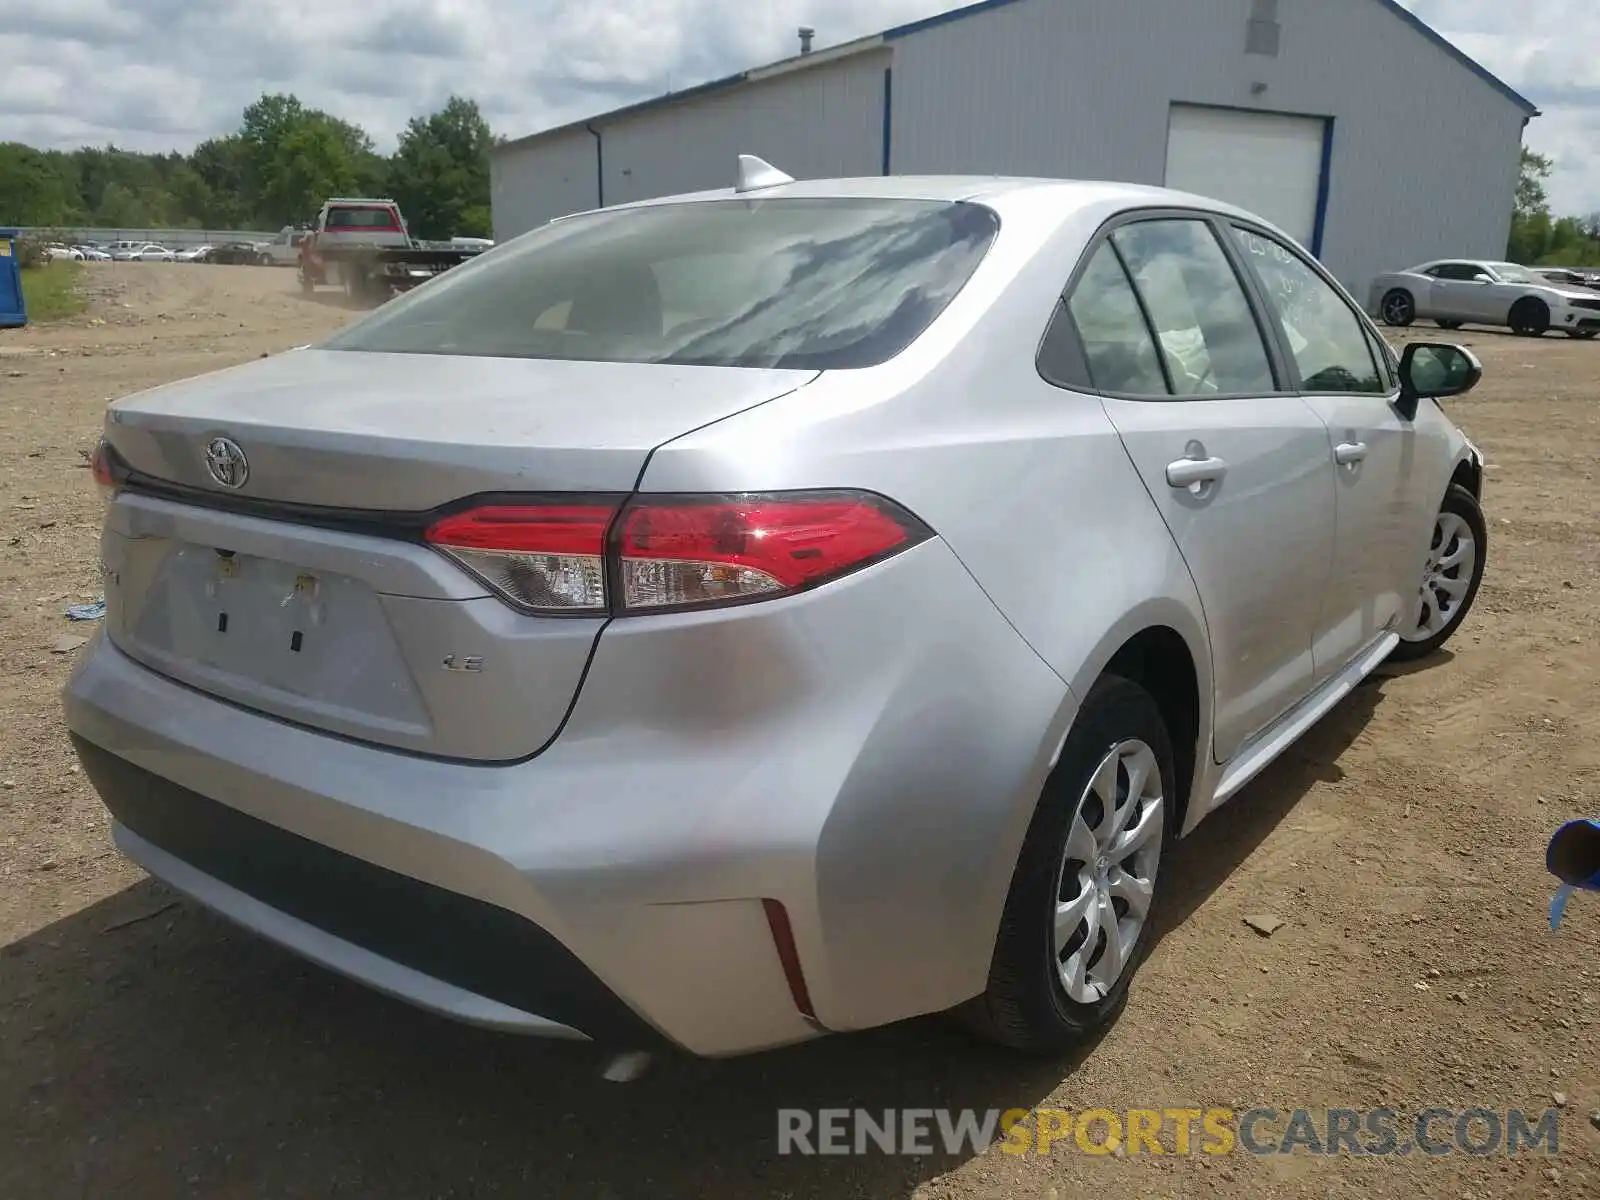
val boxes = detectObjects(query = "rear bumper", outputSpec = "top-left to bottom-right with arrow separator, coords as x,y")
63,538 -> 1072,1056
77,737 -> 636,1043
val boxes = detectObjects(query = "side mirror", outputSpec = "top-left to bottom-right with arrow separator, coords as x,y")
1395,342 -> 1482,421
1471,273 -> 1494,284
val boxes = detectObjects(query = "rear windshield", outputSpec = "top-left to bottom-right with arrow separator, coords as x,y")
321,197 -> 1001,370
327,206 -> 399,229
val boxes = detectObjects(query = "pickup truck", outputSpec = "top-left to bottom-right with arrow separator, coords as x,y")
296,198 -> 488,301
259,227 -> 312,266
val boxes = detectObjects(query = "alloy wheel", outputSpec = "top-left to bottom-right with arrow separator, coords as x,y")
1403,511 -> 1477,642
1382,292 -> 1413,325
1052,739 -> 1164,1004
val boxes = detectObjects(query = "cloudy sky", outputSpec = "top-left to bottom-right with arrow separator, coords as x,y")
3,0 -> 1596,215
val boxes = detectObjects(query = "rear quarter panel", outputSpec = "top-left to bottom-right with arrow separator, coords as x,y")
635,189 -> 1216,1007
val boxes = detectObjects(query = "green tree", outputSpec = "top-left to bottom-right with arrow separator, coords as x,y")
262,117 -> 364,224
1514,146 -> 1552,221
388,96 -> 494,239
1507,146 -> 1555,262
0,143 -> 80,225
94,181 -> 151,227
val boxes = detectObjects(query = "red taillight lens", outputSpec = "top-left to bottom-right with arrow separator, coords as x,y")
424,491 -> 930,616
89,439 -> 117,501
617,492 -> 927,611
424,503 -> 617,613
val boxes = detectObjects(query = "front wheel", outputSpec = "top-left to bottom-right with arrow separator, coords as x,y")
1389,484 -> 1488,662
959,675 -> 1173,1053
1509,297 -> 1550,337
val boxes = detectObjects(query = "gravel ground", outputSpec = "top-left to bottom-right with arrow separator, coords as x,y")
1,262 -> 1597,1198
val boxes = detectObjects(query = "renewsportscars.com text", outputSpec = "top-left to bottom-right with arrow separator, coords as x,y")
776,1106 -> 1562,1157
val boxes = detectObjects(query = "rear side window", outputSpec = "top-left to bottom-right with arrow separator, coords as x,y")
322,198 -> 1001,370
1110,219 -> 1277,396
1062,243 -> 1169,395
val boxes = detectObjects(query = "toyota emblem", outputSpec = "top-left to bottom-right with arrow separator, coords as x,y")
204,437 -> 249,489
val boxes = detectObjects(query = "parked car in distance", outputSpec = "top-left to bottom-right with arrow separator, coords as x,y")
44,244 -> 84,261
175,245 -> 214,263
1370,258 -> 1600,339
111,244 -> 176,262
1535,266 -> 1600,291
201,242 -> 268,265
76,245 -> 112,261
67,161 -> 1490,1060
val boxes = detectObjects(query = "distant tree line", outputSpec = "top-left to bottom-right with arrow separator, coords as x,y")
1509,147 -> 1600,267
0,93 -> 495,241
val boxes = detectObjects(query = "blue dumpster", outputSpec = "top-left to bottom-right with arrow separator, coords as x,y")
0,229 -> 24,328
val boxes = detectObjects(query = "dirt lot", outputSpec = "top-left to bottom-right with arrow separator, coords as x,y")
1,263 -> 1597,1198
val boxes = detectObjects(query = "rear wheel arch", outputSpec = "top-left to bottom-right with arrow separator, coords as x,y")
1101,628 -> 1200,832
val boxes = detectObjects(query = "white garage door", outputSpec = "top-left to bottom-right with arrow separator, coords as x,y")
1164,105 -> 1327,250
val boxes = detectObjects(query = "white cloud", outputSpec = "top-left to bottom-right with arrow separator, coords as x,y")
1402,0 -> 1600,216
2,0 -> 1595,215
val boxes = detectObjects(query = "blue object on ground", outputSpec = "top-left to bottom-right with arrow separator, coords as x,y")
1547,818 -> 1600,930
66,598 -> 106,621
0,229 -> 25,329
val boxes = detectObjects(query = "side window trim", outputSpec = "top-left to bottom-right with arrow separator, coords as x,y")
1105,236 -> 1177,396
1205,213 -> 1296,392
1037,205 -> 1297,402
1225,220 -> 1385,397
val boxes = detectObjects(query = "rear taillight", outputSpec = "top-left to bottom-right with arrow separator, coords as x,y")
424,504 -> 615,614
424,491 -> 931,616
89,439 -> 118,501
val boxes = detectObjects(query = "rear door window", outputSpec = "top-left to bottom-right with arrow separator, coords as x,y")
1059,243 -> 1169,395
1110,219 -> 1278,396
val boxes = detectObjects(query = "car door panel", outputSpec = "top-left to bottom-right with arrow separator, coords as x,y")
1230,225 -> 1434,678
1067,218 -> 1334,763
1427,273 -> 1466,320
1101,396 -> 1334,758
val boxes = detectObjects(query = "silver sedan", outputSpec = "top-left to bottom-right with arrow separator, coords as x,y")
1369,258 -> 1600,339
66,163 -> 1489,1058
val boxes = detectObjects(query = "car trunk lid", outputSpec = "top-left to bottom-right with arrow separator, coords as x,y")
99,349 -> 816,760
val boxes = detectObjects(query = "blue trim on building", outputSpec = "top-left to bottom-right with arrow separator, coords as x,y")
1371,0 -> 1538,116
882,0 -> 1028,40
881,68 -> 894,174
586,123 -> 604,208
1311,117 -> 1335,258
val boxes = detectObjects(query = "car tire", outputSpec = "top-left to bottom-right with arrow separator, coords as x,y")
1380,289 -> 1415,327
258,254 -> 272,266
1566,330 -> 1598,340
1509,297 -> 1550,337
1388,483 -> 1487,663
959,674 -> 1174,1054
1435,319 -> 1464,331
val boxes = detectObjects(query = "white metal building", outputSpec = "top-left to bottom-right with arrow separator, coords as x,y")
490,0 -> 1537,294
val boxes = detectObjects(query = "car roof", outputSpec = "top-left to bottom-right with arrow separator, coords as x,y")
579,174 -> 1273,226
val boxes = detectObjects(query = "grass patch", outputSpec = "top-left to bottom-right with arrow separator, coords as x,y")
19,261 -> 87,323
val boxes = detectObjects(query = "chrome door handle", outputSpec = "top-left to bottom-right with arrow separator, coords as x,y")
1334,441 -> 1369,465
1165,456 -> 1228,488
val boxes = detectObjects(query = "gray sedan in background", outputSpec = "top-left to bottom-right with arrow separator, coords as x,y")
1370,258 -> 1600,338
